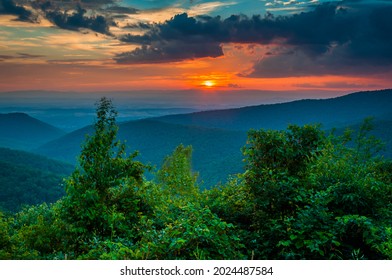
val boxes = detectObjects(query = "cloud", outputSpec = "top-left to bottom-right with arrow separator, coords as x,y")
3,0 -> 391,78
116,5 -> 349,63
0,54 -> 14,59
79,0 -> 115,4
248,4 -> 392,77
187,1 -> 237,16
116,13 -> 225,63
114,2 -> 392,78
43,4 -> 114,35
102,5 -> 139,15
0,52 -> 46,61
228,83 -> 241,88
2,0 -> 118,35
0,0 -> 37,22
17,52 -> 46,59
115,40 -> 223,64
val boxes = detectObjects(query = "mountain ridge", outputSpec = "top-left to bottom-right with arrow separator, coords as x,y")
34,89 -> 392,186
36,119 -> 247,186
4,89 -> 392,187
152,89 -> 392,131
0,112 -> 65,150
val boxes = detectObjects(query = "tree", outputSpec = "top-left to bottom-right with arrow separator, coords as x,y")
157,144 -> 199,202
239,122 -> 392,259
0,212 -> 12,259
9,202 -> 66,259
135,204 -> 245,260
61,97 -> 146,256
130,145 -> 245,260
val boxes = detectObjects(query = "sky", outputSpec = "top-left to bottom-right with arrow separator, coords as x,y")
1,0 -> 392,106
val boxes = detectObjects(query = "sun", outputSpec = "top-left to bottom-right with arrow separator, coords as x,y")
202,80 -> 215,88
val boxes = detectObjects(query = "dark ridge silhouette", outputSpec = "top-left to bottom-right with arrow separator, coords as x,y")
153,89 -> 392,131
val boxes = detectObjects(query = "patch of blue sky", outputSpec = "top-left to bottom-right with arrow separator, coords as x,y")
118,0 -> 385,18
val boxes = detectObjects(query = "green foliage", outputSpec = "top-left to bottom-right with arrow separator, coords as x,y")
203,176 -> 253,228
244,124 -> 325,178
9,202 -> 67,259
0,161 -> 66,213
76,237 -> 138,260
240,125 -> 326,258
3,98 -> 392,260
135,204 -> 244,260
232,120 -> 392,259
131,145 -> 245,260
352,117 -> 385,162
0,212 -> 12,259
0,146 -> 72,213
61,97 -> 147,256
157,144 -> 199,203
0,147 -> 74,175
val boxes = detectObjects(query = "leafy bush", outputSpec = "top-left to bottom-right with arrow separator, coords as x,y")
135,204 -> 244,260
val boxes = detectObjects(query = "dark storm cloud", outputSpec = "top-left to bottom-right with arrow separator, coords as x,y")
0,0 -> 37,22
249,4 -> 392,77
116,4 -> 357,63
79,0 -> 115,4
115,40 -> 223,64
124,22 -> 152,30
116,2 -> 392,77
43,4 -> 114,35
3,0 -> 117,35
103,5 -> 139,14
116,13 -> 226,63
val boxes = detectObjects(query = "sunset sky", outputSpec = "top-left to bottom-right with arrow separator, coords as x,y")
1,0 -> 392,104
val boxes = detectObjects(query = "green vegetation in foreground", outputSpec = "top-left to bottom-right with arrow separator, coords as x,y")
1,98 -> 391,260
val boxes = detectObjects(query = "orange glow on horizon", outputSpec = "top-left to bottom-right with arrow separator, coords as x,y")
0,60 -> 388,93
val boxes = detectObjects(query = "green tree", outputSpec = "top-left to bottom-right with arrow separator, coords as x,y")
238,121 -> 392,259
0,212 -> 12,259
157,144 -> 199,203
135,204 -> 244,260
61,97 -> 146,256
131,145 -> 244,260
9,202 -> 67,259
241,124 -> 325,258
143,144 -> 200,232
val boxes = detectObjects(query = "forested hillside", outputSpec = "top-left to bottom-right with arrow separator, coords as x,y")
1,98 -> 391,260
36,119 -> 247,187
0,148 -> 73,212
155,89 -> 392,131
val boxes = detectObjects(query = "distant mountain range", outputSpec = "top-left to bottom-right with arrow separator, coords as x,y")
33,89 -> 392,187
35,119 -> 247,186
1,89 -> 392,191
154,89 -> 392,131
0,112 -> 65,150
